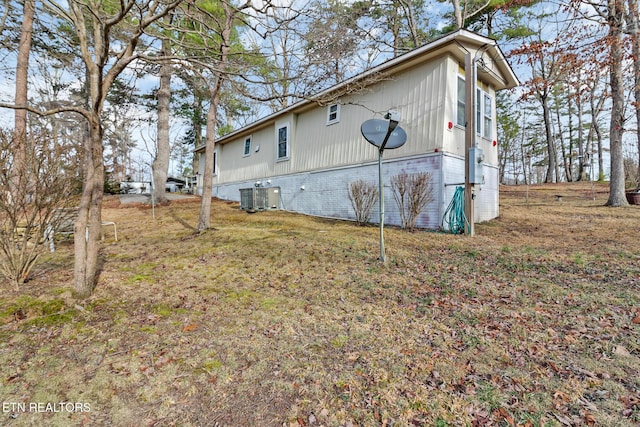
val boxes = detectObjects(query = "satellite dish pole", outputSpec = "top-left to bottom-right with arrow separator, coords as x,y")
361,110 -> 405,263
377,110 -> 400,262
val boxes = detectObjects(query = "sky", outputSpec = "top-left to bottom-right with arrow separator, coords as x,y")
0,0 -> 637,183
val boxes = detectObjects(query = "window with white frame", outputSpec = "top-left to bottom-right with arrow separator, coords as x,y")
276,124 -> 289,160
476,88 -> 482,135
213,149 -> 218,175
456,77 -> 466,127
456,76 -> 493,139
482,93 -> 493,139
327,104 -> 340,125
243,136 -> 251,156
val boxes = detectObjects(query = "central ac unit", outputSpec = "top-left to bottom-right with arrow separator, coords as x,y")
239,187 -> 280,211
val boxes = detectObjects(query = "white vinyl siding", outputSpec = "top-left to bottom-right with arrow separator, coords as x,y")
207,56 -> 464,184
291,58 -> 448,173
211,58 -> 450,185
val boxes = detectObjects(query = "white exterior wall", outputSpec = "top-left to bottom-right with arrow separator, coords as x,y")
441,57 -> 499,166
214,153 -> 444,229
207,56 -> 451,185
441,154 -> 499,223
214,124 -> 275,184
204,54 -> 500,185
211,152 -> 497,229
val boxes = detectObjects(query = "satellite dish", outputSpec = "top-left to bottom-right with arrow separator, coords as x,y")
361,119 -> 407,150
477,52 -> 495,74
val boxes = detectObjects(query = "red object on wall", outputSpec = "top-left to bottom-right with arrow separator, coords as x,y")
448,121 -> 453,130
493,140 -> 497,147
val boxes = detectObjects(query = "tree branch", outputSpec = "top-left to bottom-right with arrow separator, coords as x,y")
0,102 -> 90,121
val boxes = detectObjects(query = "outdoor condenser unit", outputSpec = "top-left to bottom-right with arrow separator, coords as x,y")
239,187 -> 280,211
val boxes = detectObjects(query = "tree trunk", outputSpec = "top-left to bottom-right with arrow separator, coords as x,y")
588,79 -> 606,180
556,93 -> 570,182
607,0 -> 629,206
73,116 -> 104,297
390,3 -> 401,56
628,0 -> 640,185
520,145 -> 529,185
541,94 -> 556,182
14,0 -> 33,136
452,0 -> 463,28
576,91 -> 587,181
498,147 -> 507,183
197,4 -> 234,231
11,0 -> 34,190
397,0 -> 420,48
596,120 -> 605,181
520,115 -> 528,185
153,37 -> 171,204
197,81 -> 220,231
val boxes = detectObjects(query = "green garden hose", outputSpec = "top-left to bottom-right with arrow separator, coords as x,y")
442,186 -> 469,234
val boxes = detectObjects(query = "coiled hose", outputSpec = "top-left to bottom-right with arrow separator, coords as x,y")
441,186 -> 468,234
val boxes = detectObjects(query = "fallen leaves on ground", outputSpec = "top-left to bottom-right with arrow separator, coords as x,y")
0,183 -> 638,426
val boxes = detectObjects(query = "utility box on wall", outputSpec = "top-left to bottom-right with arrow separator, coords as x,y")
239,187 -> 280,211
468,147 -> 484,185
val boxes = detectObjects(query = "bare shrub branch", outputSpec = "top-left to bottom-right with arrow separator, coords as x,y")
348,179 -> 378,226
391,173 -> 409,229
391,172 -> 434,231
0,129 -> 75,288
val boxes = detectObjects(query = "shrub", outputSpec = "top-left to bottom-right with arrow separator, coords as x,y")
0,130 -> 75,288
348,179 -> 378,226
391,172 -> 434,231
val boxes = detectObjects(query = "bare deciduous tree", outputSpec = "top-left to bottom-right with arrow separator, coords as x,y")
567,0 -> 628,205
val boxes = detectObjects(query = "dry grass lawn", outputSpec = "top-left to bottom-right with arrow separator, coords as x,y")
0,182 -> 639,426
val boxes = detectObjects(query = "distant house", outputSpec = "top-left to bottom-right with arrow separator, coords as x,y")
165,177 -> 186,193
195,29 -> 518,229
120,181 -> 150,194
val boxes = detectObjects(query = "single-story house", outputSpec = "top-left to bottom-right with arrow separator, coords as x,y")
166,177 -> 186,193
195,29 -> 519,229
